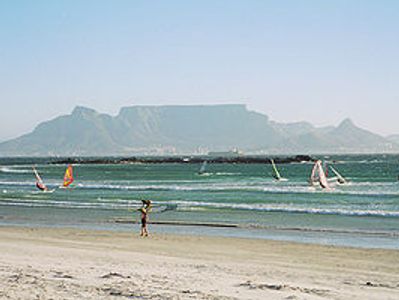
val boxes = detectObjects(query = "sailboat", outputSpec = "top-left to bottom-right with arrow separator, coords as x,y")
329,165 -> 347,184
309,160 -> 330,189
197,161 -> 208,175
33,166 -> 53,192
270,159 -> 287,181
62,164 -> 74,188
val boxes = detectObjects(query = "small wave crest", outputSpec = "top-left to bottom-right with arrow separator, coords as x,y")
2,179 -> 399,197
171,200 -> 399,217
0,167 -> 31,174
0,195 -> 398,217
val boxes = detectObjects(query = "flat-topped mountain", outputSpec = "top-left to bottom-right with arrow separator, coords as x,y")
0,105 -> 397,156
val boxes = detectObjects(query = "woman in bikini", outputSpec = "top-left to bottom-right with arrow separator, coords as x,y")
139,200 -> 152,237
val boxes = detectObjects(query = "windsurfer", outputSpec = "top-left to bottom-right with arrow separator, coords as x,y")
62,164 -> 74,188
33,166 -> 49,192
35,181 -> 48,191
272,173 -> 280,180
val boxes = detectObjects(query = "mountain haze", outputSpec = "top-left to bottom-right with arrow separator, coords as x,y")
0,105 -> 397,156
387,134 -> 399,145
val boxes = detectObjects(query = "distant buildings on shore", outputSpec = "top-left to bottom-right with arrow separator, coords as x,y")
207,149 -> 243,157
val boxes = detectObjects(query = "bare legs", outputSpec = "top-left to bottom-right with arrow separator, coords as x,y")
140,223 -> 149,237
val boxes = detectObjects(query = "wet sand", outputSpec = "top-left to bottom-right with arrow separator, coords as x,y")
0,226 -> 398,299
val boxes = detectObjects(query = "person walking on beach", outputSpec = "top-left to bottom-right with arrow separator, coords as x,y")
139,200 -> 152,237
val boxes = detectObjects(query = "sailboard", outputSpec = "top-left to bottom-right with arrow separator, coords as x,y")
62,164 -> 74,188
309,160 -> 330,189
197,161 -> 208,175
271,159 -> 287,181
329,165 -> 347,184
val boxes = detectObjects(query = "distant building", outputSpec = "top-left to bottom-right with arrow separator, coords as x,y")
207,149 -> 243,157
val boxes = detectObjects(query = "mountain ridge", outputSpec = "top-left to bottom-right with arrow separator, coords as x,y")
0,104 -> 397,156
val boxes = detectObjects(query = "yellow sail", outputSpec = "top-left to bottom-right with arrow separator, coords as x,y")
63,164 -> 74,187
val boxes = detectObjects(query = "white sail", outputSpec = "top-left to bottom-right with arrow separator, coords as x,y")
309,162 -> 319,185
317,161 -> 329,188
330,166 -> 347,184
198,161 -> 207,174
33,167 -> 44,185
33,166 -> 49,191
309,160 -> 329,189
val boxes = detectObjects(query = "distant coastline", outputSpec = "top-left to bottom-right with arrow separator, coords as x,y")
50,155 -> 313,165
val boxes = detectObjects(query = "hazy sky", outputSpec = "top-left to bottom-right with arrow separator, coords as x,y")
1,0 -> 398,141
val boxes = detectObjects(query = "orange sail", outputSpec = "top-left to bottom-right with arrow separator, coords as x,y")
63,164 -> 74,187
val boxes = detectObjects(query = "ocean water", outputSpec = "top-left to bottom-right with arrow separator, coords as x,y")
0,155 -> 398,249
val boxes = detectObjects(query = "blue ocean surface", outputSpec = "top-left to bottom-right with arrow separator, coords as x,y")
0,155 -> 398,249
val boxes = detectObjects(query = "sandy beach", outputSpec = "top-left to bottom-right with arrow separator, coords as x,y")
0,226 -> 398,300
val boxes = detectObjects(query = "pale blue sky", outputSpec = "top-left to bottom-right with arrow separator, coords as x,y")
0,0 -> 398,141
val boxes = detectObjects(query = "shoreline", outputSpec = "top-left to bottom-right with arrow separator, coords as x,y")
2,213 -> 399,250
114,218 -> 399,237
1,225 -> 398,299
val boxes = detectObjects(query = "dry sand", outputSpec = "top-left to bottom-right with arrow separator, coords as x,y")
0,226 -> 398,300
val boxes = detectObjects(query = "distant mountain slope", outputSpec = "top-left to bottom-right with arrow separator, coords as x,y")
0,107 -> 122,156
322,119 -> 394,152
387,134 -> 399,145
272,119 -> 396,153
0,105 -> 397,156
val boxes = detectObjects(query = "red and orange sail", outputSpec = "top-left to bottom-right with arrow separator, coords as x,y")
63,164 -> 74,187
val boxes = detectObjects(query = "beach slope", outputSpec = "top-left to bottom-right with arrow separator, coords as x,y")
0,226 -> 398,299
